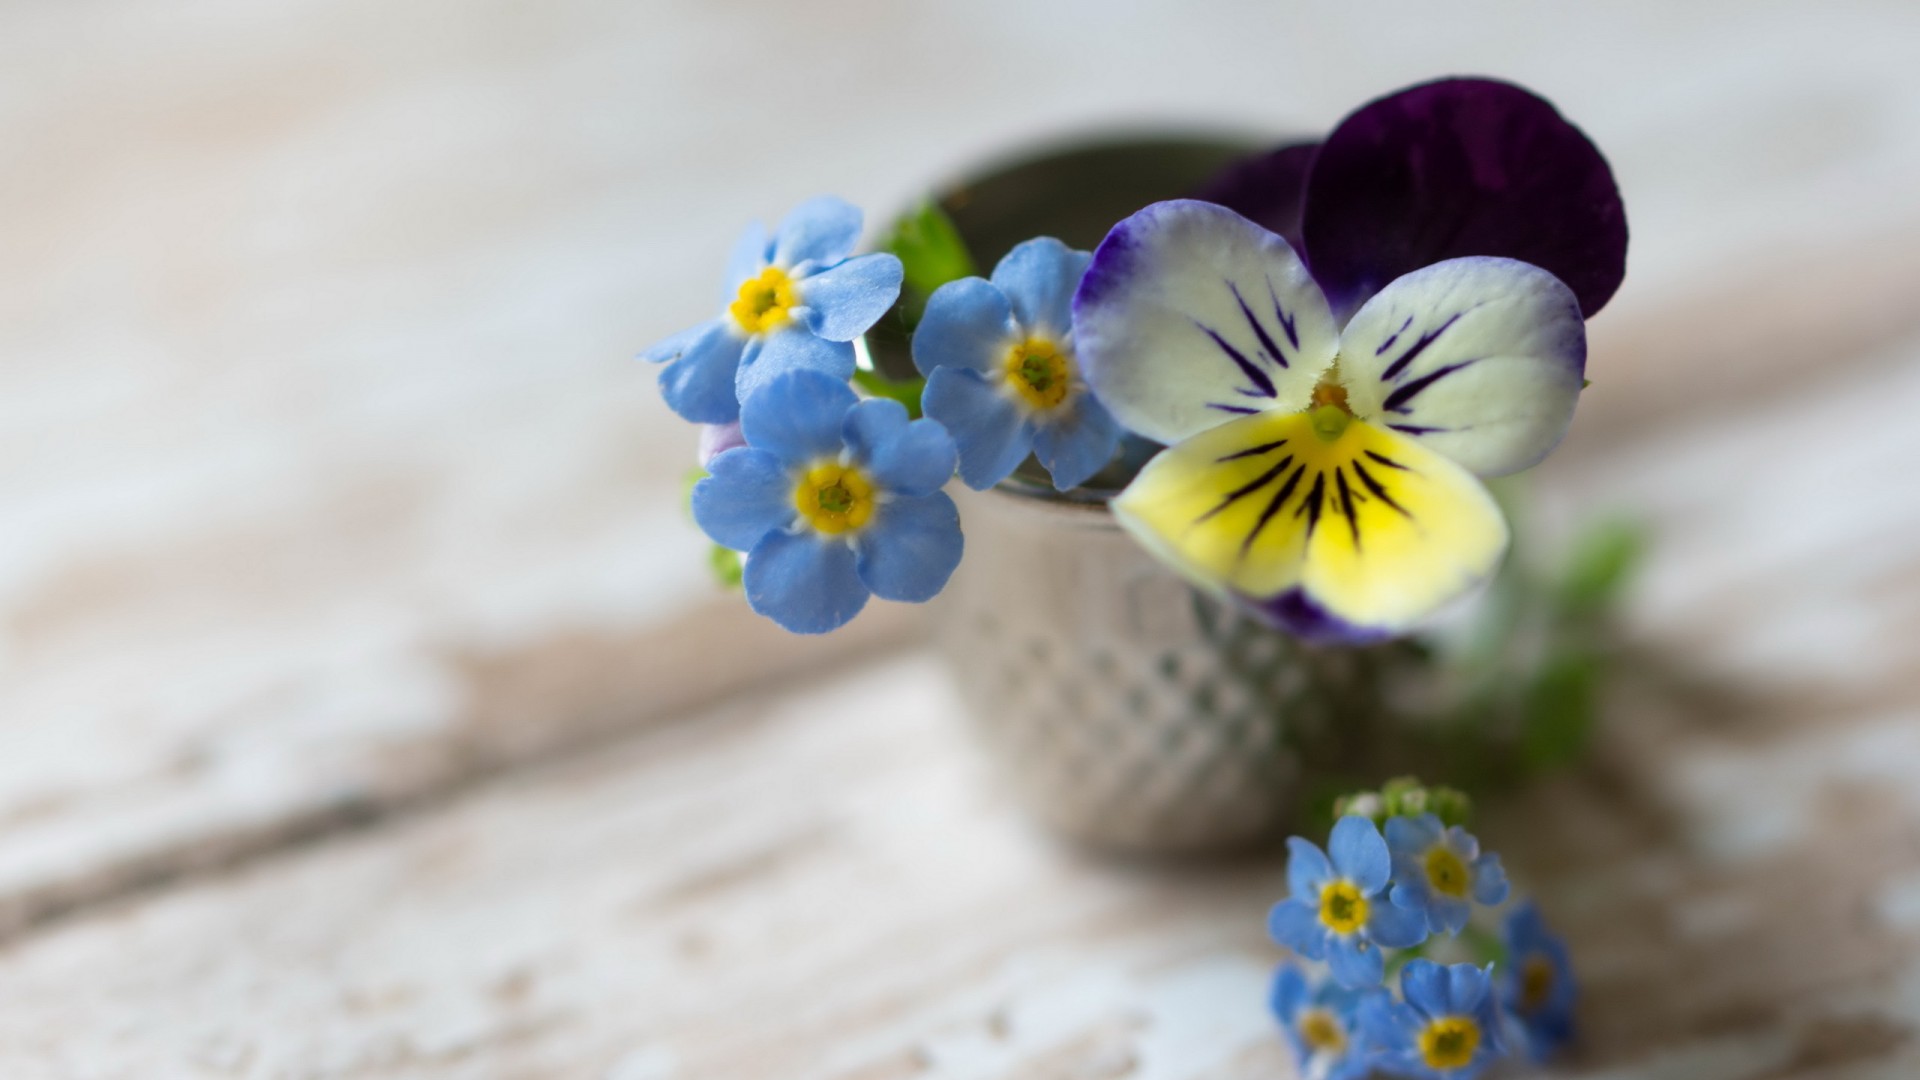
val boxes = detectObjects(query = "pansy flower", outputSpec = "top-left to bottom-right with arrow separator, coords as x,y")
1269,816 -> 1427,987
1270,963 -> 1374,1080
1386,812 -> 1509,936
1073,79 -> 1624,643
912,237 -> 1123,490
1359,960 -> 1506,1080
644,197 -> 905,423
691,369 -> 962,633
1500,902 -> 1577,1060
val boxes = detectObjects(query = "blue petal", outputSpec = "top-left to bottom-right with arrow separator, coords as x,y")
737,330 -> 857,408
1286,836 -> 1333,900
1384,813 -> 1443,858
1269,963 -> 1309,1023
1444,824 -> 1482,862
724,220 -> 772,302
1472,854 -> 1510,906
740,368 -> 858,467
843,399 -> 957,497
1367,899 -> 1429,949
912,277 -> 1017,376
691,448 -> 793,551
854,491 -> 962,603
743,530 -> 867,634
1444,962 -> 1493,1017
798,252 -> 904,341
1426,896 -> 1472,937
1032,395 -> 1122,491
773,195 -> 862,271
1326,936 -> 1383,988
1267,900 -> 1328,959
1388,877 -> 1431,913
1328,816 -> 1390,894
921,367 -> 1032,490
990,236 -> 1092,338
1357,993 -> 1415,1049
1400,959 -> 1449,1018
641,321 -> 710,364
655,321 -> 746,423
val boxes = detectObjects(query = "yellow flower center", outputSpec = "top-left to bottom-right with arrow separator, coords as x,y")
793,461 -> 874,535
1424,845 -> 1470,899
1003,337 -> 1074,411
729,265 -> 798,335
1519,954 -> 1557,1012
1308,373 -> 1352,442
1318,880 -> 1368,936
1418,1016 -> 1481,1070
1297,1007 -> 1347,1053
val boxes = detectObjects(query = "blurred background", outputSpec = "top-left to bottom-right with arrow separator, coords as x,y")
4,1 -> 1920,1075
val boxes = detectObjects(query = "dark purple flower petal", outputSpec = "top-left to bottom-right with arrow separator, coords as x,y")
1189,141 -> 1319,252
1301,77 -> 1628,321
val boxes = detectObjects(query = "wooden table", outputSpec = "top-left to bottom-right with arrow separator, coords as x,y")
5,1 -> 1920,1075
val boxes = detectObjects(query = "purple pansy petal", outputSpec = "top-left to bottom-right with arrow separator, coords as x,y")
1241,587 -> 1396,646
772,195 -> 863,272
690,447 -> 794,551
1032,395 -> 1121,491
743,529 -> 868,634
990,236 -> 1092,337
1190,141 -> 1319,252
843,399 -> 957,498
912,277 -> 1018,377
1401,959 -> 1450,1018
740,368 -> 858,468
1367,899 -> 1429,949
736,329 -> 857,406
921,367 -> 1033,491
1328,816 -> 1390,893
1073,200 -> 1339,445
1472,854 -> 1510,905
854,491 -> 963,603
724,220 -> 772,301
798,252 -> 905,341
1336,256 -> 1587,477
1301,77 -> 1628,320
1287,836 -> 1334,899
1268,899 -> 1328,959
1326,936 -> 1383,988
655,321 -> 747,423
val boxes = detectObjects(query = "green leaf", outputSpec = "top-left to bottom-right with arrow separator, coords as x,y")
882,200 -> 977,325
852,368 -> 927,420
708,543 -> 744,590
1557,517 -> 1647,617
1521,649 -> 1602,769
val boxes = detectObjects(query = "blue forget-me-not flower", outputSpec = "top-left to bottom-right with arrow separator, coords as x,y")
645,197 -> 904,424
1500,901 -> 1577,1060
692,369 -> 961,633
1360,960 -> 1506,1080
912,237 -> 1122,491
1386,812 -> 1509,937
1269,815 -> 1427,987
1270,964 -> 1374,1080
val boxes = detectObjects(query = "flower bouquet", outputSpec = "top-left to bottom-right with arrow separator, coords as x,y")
643,77 -> 1635,847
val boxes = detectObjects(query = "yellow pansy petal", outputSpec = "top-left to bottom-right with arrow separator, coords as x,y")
1112,412 -> 1508,639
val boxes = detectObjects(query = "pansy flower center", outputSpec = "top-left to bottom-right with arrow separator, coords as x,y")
1003,337 -> 1074,411
793,461 -> 874,535
1308,372 -> 1352,442
1424,844 -> 1470,899
1418,1016 -> 1481,1070
1519,953 -> 1556,1012
1317,880 -> 1368,935
1297,1007 -> 1347,1053
730,266 -> 799,335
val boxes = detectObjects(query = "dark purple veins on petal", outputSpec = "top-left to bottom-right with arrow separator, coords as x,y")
1295,472 -> 1327,538
1208,403 -> 1261,415
1301,77 -> 1629,320
1231,283 -> 1290,368
1334,468 -> 1362,549
1388,423 -> 1450,436
1352,460 -> 1411,518
1244,464 -> 1308,553
1195,321 -> 1275,397
1217,439 -> 1289,462
1365,450 -> 1413,471
1267,279 -> 1301,349
1197,457 -> 1294,523
1383,360 -> 1478,413
1375,315 -> 1415,356
1379,312 -> 1463,381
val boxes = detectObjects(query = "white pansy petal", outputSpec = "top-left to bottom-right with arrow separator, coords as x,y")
1073,200 -> 1339,445
1337,257 -> 1586,477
